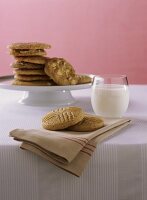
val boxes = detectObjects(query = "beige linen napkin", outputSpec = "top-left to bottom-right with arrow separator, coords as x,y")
10,118 -> 131,177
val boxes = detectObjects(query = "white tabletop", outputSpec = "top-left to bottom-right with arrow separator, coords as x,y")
0,85 -> 147,200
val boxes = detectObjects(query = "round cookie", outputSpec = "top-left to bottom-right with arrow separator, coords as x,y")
14,68 -> 46,75
42,107 -> 85,131
45,58 -> 78,86
67,114 -> 104,132
15,56 -> 47,64
77,75 -> 92,84
8,42 -> 51,50
11,62 -> 44,69
12,79 -> 52,86
10,49 -> 46,57
14,74 -> 51,81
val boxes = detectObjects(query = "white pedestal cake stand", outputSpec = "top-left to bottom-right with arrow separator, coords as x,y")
0,75 -> 92,106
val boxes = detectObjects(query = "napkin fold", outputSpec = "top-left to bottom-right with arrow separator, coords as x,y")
10,118 -> 131,177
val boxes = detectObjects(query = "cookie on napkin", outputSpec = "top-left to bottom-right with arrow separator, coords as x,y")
67,114 -> 104,132
42,106 -> 85,130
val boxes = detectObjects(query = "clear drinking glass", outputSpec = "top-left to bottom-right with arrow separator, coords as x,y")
91,75 -> 129,118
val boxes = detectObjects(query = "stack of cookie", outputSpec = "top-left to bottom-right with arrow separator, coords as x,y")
8,42 -> 54,86
42,106 -> 104,132
8,42 -> 92,86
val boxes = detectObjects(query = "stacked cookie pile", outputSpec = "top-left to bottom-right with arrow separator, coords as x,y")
42,106 -> 104,132
8,42 -> 92,86
8,42 -> 54,86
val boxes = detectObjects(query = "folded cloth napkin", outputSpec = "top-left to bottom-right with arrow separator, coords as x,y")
10,118 -> 131,177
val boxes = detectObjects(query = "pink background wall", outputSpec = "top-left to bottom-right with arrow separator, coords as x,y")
0,0 -> 147,84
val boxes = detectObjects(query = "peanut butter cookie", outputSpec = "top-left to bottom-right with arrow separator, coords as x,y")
14,74 -> 51,81
10,49 -> 46,57
14,68 -> 46,75
67,114 -> 104,132
15,56 -> 47,64
11,62 -> 44,69
8,42 -> 51,50
42,107 -> 85,131
12,79 -> 52,86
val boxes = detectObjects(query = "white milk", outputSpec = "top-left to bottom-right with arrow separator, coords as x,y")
91,84 -> 129,118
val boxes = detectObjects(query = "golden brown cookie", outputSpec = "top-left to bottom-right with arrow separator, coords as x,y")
14,68 -> 46,75
12,79 -> 52,86
67,114 -> 104,132
77,75 -> 92,84
8,42 -> 51,50
44,58 -> 78,86
14,74 -> 51,81
10,49 -> 46,57
11,62 -> 44,69
15,56 -> 47,64
42,107 -> 85,131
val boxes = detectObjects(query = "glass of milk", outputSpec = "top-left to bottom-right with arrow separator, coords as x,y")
91,75 -> 129,118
